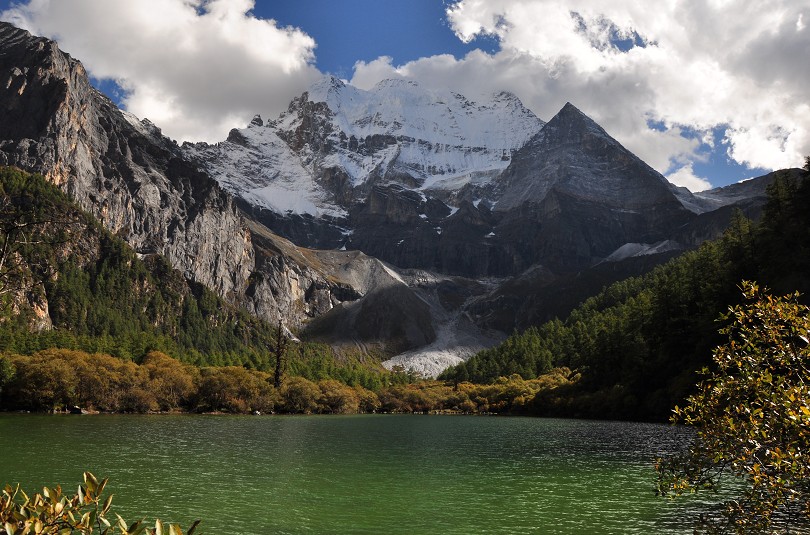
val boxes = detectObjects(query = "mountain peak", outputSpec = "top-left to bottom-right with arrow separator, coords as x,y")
0,21 -> 90,142
492,90 -> 521,103
496,99 -> 684,215
0,20 -> 36,45
371,78 -> 421,92
306,74 -> 347,103
547,102 -> 605,133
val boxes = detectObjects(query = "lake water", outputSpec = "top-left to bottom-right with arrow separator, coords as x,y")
0,414 -> 707,534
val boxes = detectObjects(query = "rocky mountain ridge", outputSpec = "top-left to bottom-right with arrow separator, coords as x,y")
0,22 -> 787,376
184,76 -> 758,280
0,22 -> 404,338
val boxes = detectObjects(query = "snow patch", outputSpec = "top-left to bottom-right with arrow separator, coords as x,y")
383,303 -> 501,378
605,241 -> 681,262
379,262 -> 406,286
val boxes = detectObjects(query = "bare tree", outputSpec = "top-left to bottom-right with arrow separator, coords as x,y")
273,320 -> 289,388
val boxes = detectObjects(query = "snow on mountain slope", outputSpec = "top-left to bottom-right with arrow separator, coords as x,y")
297,76 -> 541,160
183,76 -> 545,217
187,122 -> 346,218
604,240 -> 682,262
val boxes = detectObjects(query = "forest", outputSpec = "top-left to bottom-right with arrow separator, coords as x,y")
1,164 -> 809,420
0,166 -> 402,391
441,162 -> 810,420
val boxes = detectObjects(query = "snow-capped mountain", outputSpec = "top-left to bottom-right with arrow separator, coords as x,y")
1,21 -> 797,377
178,72 -> 792,372
184,75 -> 544,221
184,82 -> 700,277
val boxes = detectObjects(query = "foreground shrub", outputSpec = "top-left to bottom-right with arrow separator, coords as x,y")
0,472 -> 198,534
656,283 -> 810,532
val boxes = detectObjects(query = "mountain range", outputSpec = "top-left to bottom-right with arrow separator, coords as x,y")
0,22 -> 791,376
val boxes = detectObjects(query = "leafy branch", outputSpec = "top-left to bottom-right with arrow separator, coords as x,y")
0,472 -> 199,535
657,281 -> 810,533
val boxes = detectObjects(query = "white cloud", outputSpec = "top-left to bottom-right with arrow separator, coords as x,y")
666,164 -> 712,192
1,0 -> 321,142
3,0 -> 808,189
353,0 -> 810,189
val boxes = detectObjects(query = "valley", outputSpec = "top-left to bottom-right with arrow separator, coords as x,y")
0,19 -> 805,399
1,10 -> 809,533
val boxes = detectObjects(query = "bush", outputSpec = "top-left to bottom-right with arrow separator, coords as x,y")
0,471 -> 199,534
279,377 -> 321,414
317,379 -> 360,414
141,351 -> 197,411
656,282 -> 810,532
195,366 -> 275,413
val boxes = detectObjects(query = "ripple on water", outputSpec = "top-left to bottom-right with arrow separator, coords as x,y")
0,414 -> 713,534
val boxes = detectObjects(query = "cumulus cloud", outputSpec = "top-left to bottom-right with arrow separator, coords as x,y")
2,0 -> 808,190
1,0 -> 321,142
666,164 -> 712,193
353,0 -> 810,189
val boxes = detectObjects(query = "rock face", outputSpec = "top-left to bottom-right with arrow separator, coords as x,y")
0,22 -> 412,338
184,81 -> 700,277
0,22 -> 790,376
0,22 -> 252,302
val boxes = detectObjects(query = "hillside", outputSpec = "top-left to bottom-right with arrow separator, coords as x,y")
0,166 -> 391,387
440,166 -> 810,420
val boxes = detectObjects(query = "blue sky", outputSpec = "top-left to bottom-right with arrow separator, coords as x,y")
267,0 -> 500,79
1,0 -> 807,190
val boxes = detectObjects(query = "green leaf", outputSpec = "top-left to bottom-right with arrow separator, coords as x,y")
84,472 -> 99,494
102,493 -> 114,514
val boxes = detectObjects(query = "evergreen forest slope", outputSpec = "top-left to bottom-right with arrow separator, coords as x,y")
0,167 -> 391,389
440,166 -> 810,420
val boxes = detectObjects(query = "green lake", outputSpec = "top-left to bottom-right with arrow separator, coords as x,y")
0,414 -> 708,534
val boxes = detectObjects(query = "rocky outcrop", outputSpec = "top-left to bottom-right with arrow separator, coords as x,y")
183,84 -> 705,277
0,22 -> 253,301
0,22 -> 367,332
